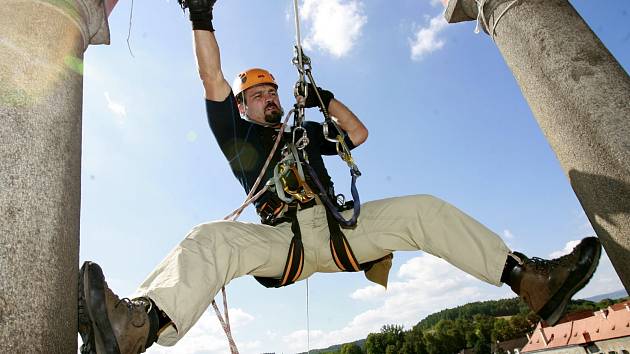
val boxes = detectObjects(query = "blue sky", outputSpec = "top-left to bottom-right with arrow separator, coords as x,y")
80,0 -> 629,353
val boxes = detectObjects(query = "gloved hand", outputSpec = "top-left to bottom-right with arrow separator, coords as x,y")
178,0 -> 217,31
303,83 -> 334,110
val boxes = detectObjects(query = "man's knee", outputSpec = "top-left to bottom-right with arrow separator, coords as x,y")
403,194 -> 446,210
182,221 -> 234,248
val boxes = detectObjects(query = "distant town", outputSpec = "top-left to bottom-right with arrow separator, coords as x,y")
287,290 -> 630,354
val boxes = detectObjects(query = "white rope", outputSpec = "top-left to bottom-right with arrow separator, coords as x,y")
306,279 -> 311,354
290,3 -> 314,353
211,288 -> 239,352
474,0 -> 487,34
293,0 -> 304,65
491,0 -> 520,37
474,0 -> 521,39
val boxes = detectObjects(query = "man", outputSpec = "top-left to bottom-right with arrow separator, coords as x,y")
78,1 -> 602,353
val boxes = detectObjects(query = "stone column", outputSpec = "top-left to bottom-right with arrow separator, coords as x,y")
444,0 -> 630,292
0,0 -> 111,352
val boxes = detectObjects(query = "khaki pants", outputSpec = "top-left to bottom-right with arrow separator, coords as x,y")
135,194 -> 510,346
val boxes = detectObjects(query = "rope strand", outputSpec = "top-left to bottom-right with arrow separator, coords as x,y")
474,0 -> 521,39
306,279 -> 311,353
126,0 -> 135,57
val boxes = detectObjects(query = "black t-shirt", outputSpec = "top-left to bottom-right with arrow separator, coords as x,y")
205,92 -> 355,212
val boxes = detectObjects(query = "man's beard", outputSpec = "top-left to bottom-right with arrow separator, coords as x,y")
264,104 -> 284,124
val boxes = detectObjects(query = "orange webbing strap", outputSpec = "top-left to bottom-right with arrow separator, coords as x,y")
255,206 -> 305,288
325,207 -> 362,272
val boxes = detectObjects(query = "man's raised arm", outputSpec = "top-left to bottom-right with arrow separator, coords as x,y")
183,0 -> 231,101
194,31 -> 230,101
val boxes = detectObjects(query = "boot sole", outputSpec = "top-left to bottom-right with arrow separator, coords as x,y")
538,237 -> 602,326
83,261 -> 122,354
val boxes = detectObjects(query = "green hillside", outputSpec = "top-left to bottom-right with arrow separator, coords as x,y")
316,296 -> 629,354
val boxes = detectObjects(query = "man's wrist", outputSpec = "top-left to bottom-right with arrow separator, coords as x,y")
319,90 -> 334,110
192,20 -> 214,31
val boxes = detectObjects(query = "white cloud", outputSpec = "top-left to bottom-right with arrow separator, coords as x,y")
548,239 -> 582,259
104,91 -> 127,120
410,14 -> 448,61
350,284 -> 386,301
146,308 -> 258,354
281,252 -> 625,352
503,229 -> 515,239
282,255 -> 512,351
300,0 -> 367,58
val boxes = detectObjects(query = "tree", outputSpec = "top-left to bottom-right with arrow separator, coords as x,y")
365,325 -> 405,354
401,325 -> 427,354
340,343 -> 363,354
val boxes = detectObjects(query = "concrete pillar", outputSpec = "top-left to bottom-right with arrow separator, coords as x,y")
0,0 -> 111,352
444,0 -> 630,292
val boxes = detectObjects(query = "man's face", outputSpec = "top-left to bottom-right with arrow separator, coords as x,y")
239,84 -> 284,125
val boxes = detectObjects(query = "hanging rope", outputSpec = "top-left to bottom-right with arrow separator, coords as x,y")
126,0 -> 135,57
474,0 -> 521,39
306,278 -> 311,354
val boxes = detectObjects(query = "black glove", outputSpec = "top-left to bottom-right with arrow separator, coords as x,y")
178,0 -> 217,31
304,83 -> 334,110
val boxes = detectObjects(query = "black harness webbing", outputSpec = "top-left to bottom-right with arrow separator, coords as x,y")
304,162 -> 360,228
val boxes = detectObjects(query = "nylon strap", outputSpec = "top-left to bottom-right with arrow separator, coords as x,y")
325,207 -> 362,272
255,206 -> 305,288
255,203 -> 370,289
303,162 -> 361,228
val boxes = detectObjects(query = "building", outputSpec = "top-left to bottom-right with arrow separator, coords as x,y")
492,337 -> 528,354
521,301 -> 630,354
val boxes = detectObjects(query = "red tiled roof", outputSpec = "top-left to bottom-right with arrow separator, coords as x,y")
521,301 -> 630,353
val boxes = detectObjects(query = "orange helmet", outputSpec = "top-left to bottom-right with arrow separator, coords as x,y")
232,68 -> 278,97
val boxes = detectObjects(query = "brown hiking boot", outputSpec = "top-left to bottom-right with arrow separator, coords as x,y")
507,237 -> 601,326
79,261 -> 158,354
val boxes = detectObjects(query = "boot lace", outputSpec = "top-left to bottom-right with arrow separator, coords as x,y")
528,251 -> 573,273
115,297 -> 150,328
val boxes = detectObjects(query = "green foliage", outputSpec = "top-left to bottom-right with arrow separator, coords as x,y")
416,298 -> 528,330
340,343 -> 363,354
365,325 -> 405,354
332,297 -> 629,354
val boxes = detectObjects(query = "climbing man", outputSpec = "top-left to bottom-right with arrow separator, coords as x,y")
78,1 -> 602,353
